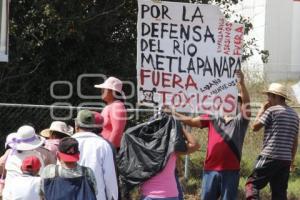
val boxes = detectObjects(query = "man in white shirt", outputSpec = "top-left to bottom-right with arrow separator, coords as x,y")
72,110 -> 118,200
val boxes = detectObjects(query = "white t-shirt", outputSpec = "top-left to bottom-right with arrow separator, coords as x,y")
2,175 -> 41,200
5,149 -> 45,176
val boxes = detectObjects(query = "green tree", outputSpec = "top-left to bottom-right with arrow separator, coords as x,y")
0,0 -> 268,142
0,0 -> 266,104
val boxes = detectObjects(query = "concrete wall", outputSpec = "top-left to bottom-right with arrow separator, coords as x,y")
264,0 -> 300,81
291,2 -> 300,73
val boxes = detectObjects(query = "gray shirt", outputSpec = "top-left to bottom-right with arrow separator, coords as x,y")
213,113 -> 250,160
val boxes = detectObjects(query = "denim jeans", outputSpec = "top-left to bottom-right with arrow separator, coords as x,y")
201,170 -> 240,200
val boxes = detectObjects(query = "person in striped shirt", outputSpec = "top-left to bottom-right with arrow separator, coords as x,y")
245,83 -> 299,200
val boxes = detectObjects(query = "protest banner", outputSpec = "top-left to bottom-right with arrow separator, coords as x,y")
136,0 -> 244,115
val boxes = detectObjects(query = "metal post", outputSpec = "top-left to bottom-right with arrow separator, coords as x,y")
184,154 -> 190,180
184,121 -> 193,180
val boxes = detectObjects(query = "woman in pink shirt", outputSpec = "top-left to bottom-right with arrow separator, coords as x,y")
140,128 -> 200,200
95,77 -> 127,150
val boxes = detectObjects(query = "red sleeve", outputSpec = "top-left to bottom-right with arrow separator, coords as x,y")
199,114 -> 210,128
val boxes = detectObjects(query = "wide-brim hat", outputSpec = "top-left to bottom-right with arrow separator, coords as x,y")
7,125 -> 45,151
49,121 -> 74,137
94,76 -> 126,99
39,128 -> 51,138
262,83 -> 290,100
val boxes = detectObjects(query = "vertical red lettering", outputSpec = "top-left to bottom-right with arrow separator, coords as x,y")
171,93 -> 182,107
235,26 -> 243,33
152,70 -> 160,86
213,95 -> 222,110
185,75 -> 198,90
157,90 -> 172,104
140,69 -> 151,85
162,72 -> 172,88
202,95 -> 211,110
182,92 -> 195,108
172,74 -> 184,89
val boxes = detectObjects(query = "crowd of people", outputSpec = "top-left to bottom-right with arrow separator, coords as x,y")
0,72 -> 299,200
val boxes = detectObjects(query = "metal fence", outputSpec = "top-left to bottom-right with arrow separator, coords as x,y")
0,103 -> 162,152
0,102 -> 299,154
0,102 -> 299,182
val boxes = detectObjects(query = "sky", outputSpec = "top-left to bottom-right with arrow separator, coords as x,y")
235,0 -> 266,72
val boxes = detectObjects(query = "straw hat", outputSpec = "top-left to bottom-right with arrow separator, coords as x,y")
39,128 -> 51,138
263,83 -> 290,100
94,77 -> 126,99
7,125 -> 45,151
49,121 -> 74,137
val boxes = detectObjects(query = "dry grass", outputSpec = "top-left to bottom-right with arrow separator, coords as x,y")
130,71 -> 300,200
178,73 -> 300,200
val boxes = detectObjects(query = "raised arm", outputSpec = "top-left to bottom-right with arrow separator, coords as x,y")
252,102 -> 271,132
163,106 -> 205,128
236,70 -> 251,118
178,128 -> 200,155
